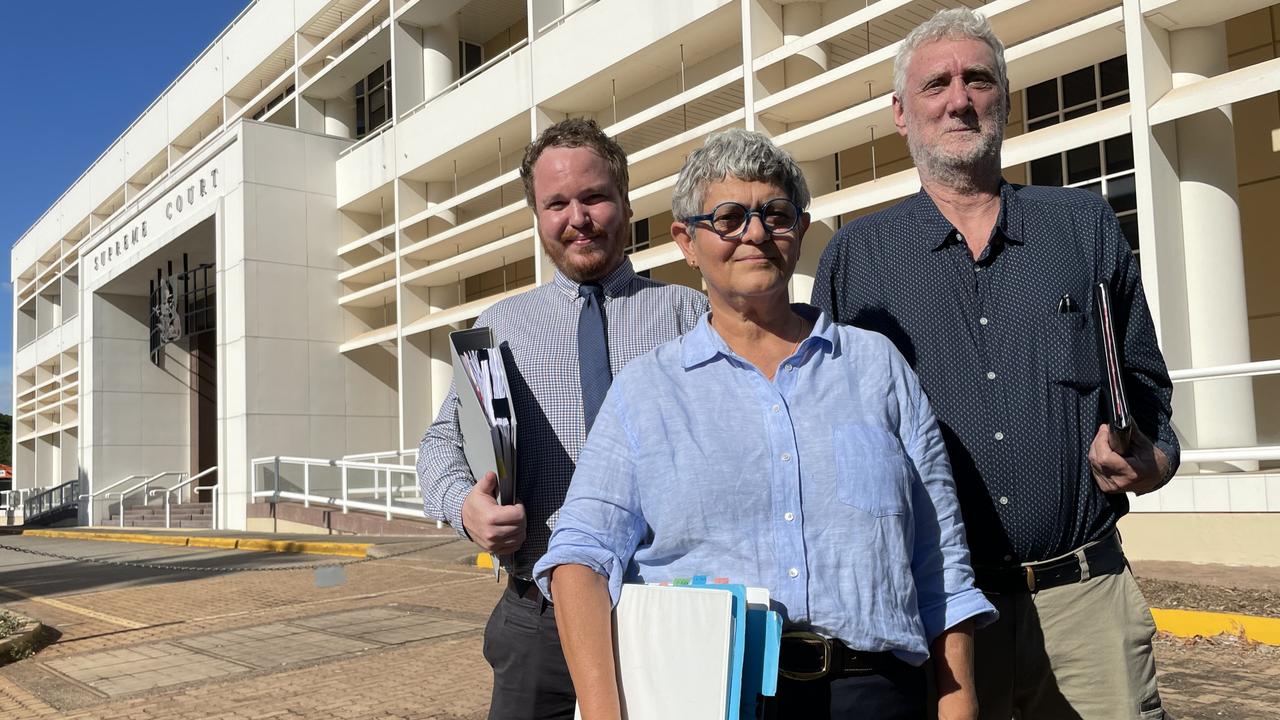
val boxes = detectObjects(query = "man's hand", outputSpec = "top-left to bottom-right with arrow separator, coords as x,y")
461,471 -> 526,554
1089,424 -> 1169,495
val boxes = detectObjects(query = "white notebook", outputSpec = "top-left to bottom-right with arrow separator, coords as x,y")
576,584 -> 736,720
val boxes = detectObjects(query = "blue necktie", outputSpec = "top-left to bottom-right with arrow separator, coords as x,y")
577,283 -> 612,433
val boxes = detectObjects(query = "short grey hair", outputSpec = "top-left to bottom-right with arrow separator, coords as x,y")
672,128 -> 810,222
893,8 -> 1007,99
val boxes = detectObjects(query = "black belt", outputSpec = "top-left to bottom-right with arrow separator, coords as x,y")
778,632 -> 902,681
507,576 -> 542,601
975,532 -> 1127,594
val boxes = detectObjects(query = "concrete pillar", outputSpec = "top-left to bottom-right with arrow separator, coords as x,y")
782,2 -> 827,87
1170,24 -> 1257,464
791,156 -> 837,304
426,181 -> 457,234
428,283 -> 460,418
423,16 -> 460,99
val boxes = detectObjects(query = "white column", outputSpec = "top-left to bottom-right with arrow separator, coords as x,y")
423,16 -> 460,100
782,2 -> 827,87
1170,24 -> 1257,463
426,181 -> 457,233
791,157 -> 836,304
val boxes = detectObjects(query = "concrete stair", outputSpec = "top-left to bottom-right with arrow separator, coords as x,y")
108,502 -> 213,529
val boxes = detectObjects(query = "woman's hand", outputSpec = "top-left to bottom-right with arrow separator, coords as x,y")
549,564 -> 622,720
937,687 -> 979,720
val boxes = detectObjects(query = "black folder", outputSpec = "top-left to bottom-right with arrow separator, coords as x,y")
1093,282 -> 1132,453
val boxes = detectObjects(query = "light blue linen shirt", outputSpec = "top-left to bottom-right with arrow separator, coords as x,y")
534,306 -> 996,665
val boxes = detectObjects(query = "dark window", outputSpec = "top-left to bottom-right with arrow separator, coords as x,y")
1119,215 -> 1140,253
1026,79 -> 1058,119
1061,67 -> 1096,109
1023,58 -> 1139,255
354,61 -> 392,138
1029,156 -> 1062,186
1104,136 -> 1134,174
1099,56 -> 1128,97
1066,144 -> 1101,184
1106,174 -> 1136,214
459,40 -> 484,77
627,218 -> 651,255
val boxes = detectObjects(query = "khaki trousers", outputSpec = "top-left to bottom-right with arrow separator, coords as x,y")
975,567 -> 1166,720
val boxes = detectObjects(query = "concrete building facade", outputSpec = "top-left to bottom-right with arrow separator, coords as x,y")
11,0 -> 1280,562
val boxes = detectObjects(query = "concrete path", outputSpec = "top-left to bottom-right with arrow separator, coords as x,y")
0,533 -> 1275,718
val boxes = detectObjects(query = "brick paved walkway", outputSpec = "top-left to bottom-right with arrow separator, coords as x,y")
0,536 -> 1275,718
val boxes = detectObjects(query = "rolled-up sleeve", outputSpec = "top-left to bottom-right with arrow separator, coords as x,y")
534,386 -> 647,604
893,347 -> 997,641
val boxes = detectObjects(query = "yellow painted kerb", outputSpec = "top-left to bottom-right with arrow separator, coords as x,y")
23,529 -> 371,558
1152,607 -> 1280,645
24,529 -> 189,547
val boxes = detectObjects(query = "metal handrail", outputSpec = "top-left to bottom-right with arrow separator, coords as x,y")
109,471 -> 185,528
536,0 -> 599,35
398,38 -> 530,122
1154,359 -> 1280,469
162,466 -> 219,530
1182,446 -> 1280,464
337,121 -> 392,157
23,480 -> 80,524
343,449 -> 417,464
81,473 -> 148,525
1168,358 -> 1280,383
251,455 -> 435,525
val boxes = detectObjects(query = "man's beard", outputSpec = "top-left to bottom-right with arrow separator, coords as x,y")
907,113 -> 1005,192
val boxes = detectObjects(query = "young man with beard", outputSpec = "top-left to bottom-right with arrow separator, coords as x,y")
417,118 -> 708,720
813,9 -> 1178,720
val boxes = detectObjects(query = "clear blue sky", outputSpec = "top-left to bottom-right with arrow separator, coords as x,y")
0,1 -> 247,414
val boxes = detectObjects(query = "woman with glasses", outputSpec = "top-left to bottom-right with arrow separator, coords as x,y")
533,129 -> 995,720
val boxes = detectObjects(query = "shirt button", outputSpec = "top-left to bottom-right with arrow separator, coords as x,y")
771,404 -> 781,413
785,365 -> 794,373
979,317 -> 989,326
784,512 -> 795,522
788,568 -> 799,578
1003,554 -> 1013,562
986,371 -> 996,380
781,453 -> 792,462
999,496 -> 1009,505
994,431 -> 1005,441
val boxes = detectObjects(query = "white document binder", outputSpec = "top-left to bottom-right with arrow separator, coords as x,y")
577,584 -> 737,720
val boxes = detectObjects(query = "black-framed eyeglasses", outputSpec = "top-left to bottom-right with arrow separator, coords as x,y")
684,198 -> 802,240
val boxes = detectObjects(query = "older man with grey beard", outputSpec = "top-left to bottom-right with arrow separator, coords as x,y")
814,8 -> 1178,720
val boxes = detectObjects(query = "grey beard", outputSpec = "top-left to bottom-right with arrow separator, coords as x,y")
908,128 -> 1004,193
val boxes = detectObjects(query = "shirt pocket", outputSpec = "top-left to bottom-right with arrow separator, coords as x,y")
832,424 -> 911,517
1043,312 -> 1102,391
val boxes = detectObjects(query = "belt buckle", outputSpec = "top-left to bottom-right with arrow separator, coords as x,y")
779,631 -> 831,681
1024,565 -> 1037,593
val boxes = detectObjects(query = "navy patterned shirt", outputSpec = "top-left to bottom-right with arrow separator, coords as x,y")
417,257 -> 709,576
813,181 -> 1179,566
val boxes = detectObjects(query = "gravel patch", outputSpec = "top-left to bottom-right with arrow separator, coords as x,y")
1138,577 -> 1280,618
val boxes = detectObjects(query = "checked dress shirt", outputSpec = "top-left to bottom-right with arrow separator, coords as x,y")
417,257 -> 708,577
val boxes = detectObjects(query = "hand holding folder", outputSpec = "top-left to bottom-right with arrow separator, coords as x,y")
451,328 -> 520,578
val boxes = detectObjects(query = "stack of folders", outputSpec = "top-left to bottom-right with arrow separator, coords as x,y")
578,578 -> 782,720
449,327 -> 518,570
